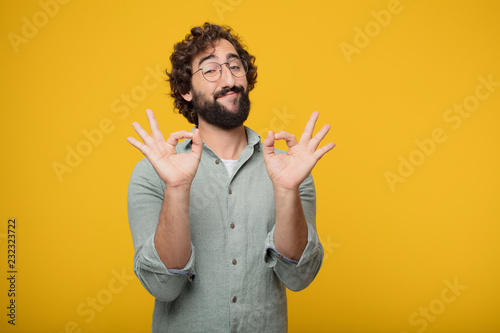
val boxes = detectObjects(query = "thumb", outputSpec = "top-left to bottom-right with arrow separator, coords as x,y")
191,128 -> 203,159
262,130 -> 275,161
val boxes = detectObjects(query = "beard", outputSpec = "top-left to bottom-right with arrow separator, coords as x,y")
191,86 -> 250,130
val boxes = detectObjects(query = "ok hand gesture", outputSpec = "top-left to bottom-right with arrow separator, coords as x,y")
262,111 -> 335,191
127,109 -> 203,188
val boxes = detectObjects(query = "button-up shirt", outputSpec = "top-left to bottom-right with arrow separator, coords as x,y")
127,126 -> 323,332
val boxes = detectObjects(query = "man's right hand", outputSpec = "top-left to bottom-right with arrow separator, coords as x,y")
127,109 -> 203,188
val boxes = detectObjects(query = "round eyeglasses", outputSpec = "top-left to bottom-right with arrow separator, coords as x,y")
192,59 -> 248,82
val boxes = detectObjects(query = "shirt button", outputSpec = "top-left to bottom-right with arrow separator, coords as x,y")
228,188 -> 232,195
230,223 -> 235,229
215,160 -> 220,165
232,259 -> 237,265
232,297 -> 237,303
188,272 -> 193,277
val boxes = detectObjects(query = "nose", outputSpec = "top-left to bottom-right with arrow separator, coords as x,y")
218,63 -> 235,88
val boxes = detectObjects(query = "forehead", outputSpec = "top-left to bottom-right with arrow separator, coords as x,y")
193,39 -> 239,67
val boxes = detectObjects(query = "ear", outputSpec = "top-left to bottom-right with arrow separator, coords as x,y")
182,91 -> 192,102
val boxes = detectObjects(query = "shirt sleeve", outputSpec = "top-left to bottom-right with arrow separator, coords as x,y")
127,158 -> 196,302
263,173 -> 324,292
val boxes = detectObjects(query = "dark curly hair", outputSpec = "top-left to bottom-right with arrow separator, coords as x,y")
165,22 -> 258,125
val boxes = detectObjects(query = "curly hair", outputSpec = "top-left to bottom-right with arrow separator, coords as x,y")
165,22 -> 258,125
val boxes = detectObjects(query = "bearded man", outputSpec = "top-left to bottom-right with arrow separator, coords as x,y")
126,22 -> 335,332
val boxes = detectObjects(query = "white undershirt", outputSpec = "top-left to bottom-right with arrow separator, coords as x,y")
220,158 -> 238,177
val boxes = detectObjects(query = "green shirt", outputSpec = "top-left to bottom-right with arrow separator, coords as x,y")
127,126 -> 323,332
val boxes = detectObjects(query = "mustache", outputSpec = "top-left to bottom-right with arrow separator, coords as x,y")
213,86 -> 244,100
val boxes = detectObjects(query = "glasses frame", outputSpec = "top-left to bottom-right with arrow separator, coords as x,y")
192,59 -> 248,82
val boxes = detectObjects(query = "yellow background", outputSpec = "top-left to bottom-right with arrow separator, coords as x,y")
1,0 -> 499,332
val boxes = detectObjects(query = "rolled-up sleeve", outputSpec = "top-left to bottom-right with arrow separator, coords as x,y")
127,158 -> 196,302
263,173 -> 324,292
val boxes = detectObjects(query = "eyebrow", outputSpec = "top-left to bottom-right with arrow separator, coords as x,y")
197,52 -> 240,68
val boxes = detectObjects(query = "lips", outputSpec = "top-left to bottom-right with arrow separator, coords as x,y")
214,86 -> 244,100
217,91 -> 237,99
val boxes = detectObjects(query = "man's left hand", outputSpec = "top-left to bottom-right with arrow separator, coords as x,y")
262,111 -> 336,191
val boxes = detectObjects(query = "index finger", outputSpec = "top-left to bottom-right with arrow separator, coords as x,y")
165,130 -> 194,146
274,131 -> 298,148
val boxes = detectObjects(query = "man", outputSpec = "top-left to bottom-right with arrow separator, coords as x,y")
127,22 -> 335,332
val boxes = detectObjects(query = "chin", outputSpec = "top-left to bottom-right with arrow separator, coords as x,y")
217,100 -> 239,112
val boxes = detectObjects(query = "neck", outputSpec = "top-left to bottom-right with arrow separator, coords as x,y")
197,119 -> 248,160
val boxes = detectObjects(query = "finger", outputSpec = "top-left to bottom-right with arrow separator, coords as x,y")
127,136 -> 151,156
313,142 -> 336,160
190,128 -> 203,159
166,130 -> 194,146
146,109 -> 166,143
262,130 -> 276,160
274,131 -> 298,148
299,111 -> 319,144
308,124 -> 331,151
132,122 -> 156,147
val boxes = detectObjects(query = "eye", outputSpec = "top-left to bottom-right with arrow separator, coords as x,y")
202,63 -> 220,76
229,59 -> 246,74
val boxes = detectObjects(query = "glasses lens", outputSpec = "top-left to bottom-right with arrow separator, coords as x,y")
202,63 -> 221,81
229,59 -> 247,77
200,60 -> 248,81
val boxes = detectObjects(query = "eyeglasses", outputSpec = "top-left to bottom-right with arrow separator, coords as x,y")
192,58 -> 248,82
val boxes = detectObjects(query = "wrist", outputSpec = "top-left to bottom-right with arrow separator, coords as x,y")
164,182 -> 192,193
273,184 -> 300,196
